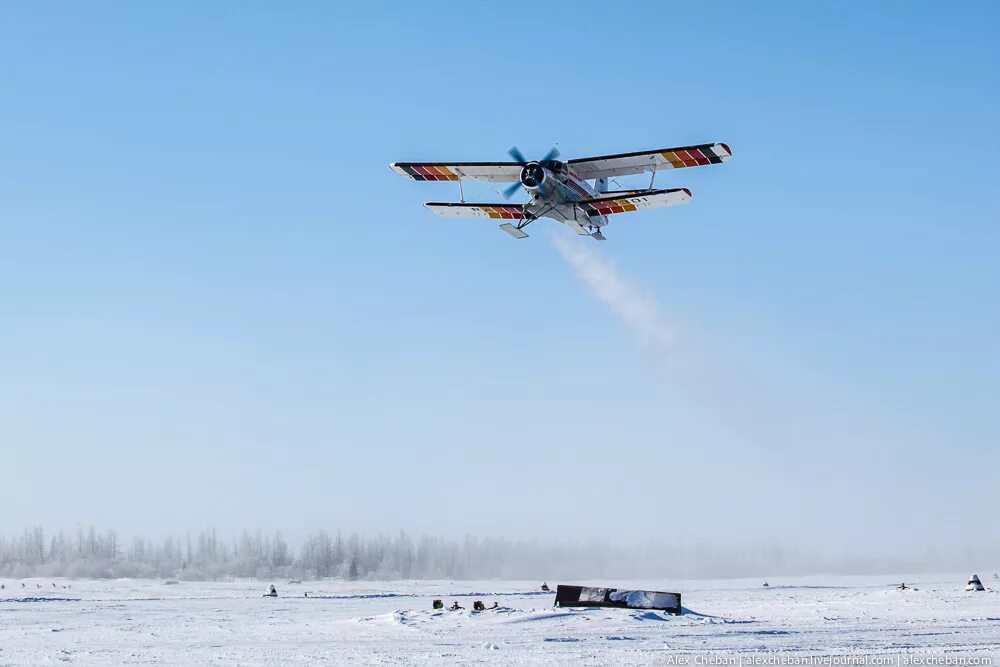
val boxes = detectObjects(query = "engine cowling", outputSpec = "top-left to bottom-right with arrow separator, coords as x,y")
519,162 -> 547,190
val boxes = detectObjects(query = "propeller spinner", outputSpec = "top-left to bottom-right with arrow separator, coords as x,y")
503,145 -> 561,198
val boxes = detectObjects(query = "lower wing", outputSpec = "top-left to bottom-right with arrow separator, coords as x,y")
577,188 -> 691,217
424,202 -> 529,219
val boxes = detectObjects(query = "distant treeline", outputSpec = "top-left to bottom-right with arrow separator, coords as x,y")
0,526 -> 994,581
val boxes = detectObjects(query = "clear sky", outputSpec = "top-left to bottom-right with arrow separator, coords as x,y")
2,1 -> 998,558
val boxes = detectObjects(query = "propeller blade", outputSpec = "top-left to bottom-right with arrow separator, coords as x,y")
540,146 -> 560,162
508,146 -> 527,164
503,181 -> 522,199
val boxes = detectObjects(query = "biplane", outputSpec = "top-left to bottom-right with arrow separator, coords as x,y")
390,143 -> 731,240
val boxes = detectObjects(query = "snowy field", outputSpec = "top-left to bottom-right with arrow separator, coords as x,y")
2,574 -> 999,665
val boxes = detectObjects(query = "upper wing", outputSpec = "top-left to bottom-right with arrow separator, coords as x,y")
424,202 -> 528,220
390,162 -> 522,183
576,188 -> 691,217
568,143 -> 731,180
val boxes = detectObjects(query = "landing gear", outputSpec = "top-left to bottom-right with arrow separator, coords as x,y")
591,229 -> 606,241
499,215 -> 536,240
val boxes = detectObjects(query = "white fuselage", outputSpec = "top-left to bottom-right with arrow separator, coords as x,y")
519,160 -> 609,232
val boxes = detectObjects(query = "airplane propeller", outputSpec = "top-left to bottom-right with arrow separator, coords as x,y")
539,146 -> 561,162
508,146 -> 528,164
503,145 -> 560,198
502,181 -> 523,199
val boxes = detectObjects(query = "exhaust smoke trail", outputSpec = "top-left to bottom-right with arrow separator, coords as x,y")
552,233 -> 779,449
552,234 -> 675,358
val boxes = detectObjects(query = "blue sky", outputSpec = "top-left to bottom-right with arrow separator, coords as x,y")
2,1 -> 998,556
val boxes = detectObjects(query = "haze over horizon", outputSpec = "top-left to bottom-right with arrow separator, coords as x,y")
2,2 -> 998,567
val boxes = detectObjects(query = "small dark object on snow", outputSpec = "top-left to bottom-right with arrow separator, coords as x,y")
432,599 -> 443,610
264,584 -> 278,597
473,600 -> 485,611
304,592 -> 308,597
491,602 -> 499,609
966,574 -> 986,592
450,601 -> 464,610
762,582 -> 769,588
898,582 -> 909,590
540,582 -> 550,592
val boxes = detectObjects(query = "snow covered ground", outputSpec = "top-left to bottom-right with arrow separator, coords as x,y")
2,573 -> 999,665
